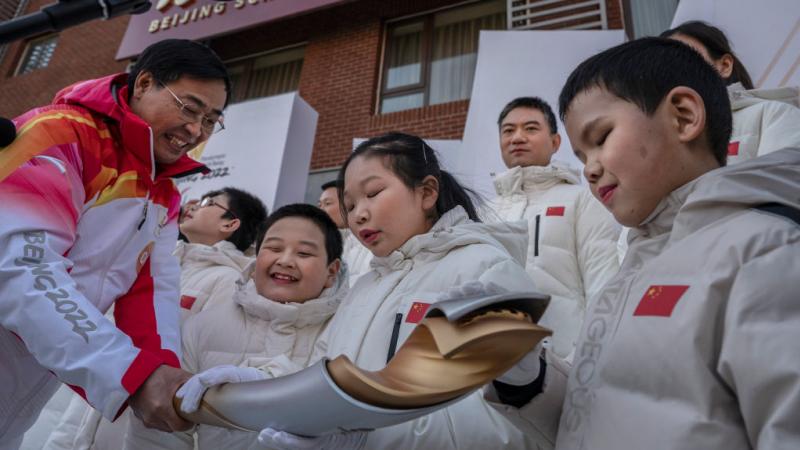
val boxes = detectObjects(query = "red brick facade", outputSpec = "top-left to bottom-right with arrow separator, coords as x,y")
0,0 -> 623,171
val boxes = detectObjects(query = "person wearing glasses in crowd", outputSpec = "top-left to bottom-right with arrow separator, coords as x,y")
40,188 -> 266,450
0,39 -> 230,449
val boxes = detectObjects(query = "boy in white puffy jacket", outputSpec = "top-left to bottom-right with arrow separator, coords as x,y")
491,37 -> 800,450
488,97 -> 620,359
125,203 -> 348,450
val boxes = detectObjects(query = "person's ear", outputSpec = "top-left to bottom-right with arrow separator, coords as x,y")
324,259 -> 341,288
220,218 -> 241,236
132,71 -> 156,101
714,54 -> 734,80
550,133 -> 562,155
419,175 -> 440,212
665,86 -> 706,144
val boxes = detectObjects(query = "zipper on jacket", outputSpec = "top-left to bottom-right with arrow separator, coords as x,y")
534,214 -> 540,257
386,313 -> 403,363
137,191 -> 150,230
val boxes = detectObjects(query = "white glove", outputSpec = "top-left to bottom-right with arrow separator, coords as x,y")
437,280 -> 507,301
176,365 -> 266,413
496,340 -> 544,386
258,428 -> 368,450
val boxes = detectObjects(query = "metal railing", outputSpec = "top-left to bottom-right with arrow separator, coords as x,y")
507,0 -> 608,30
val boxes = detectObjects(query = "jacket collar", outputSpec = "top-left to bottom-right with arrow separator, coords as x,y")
233,263 -> 348,328
174,240 -> 253,272
728,82 -> 800,111
53,73 -> 208,181
493,160 -> 581,196
371,206 -> 529,273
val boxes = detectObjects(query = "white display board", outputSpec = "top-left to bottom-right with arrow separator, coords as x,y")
175,92 -> 318,211
671,0 -> 800,88
457,30 -> 626,197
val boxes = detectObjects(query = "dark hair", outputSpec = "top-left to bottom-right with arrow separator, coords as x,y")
558,37 -> 732,166
497,97 -> 559,134
255,204 -> 343,264
128,39 -> 232,107
320,180 -> 340,192
202,187 -> 268,251
337,132 -> 481,224
661,21 -> 754,90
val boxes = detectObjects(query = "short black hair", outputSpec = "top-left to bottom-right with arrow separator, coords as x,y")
558,37 -> 731,166
128,39 -> 232,107
497,97 -> 558,134
203,187 -> 267,251
255,204 -> 343,264
320,180 -> 340,192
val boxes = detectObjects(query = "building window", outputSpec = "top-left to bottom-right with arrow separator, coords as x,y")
380,0 -> 506,114
16,34 -> 58,75
227,45 -> 305,103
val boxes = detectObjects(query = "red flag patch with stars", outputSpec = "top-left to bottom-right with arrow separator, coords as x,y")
546,206 -> 565,216
633,285 -> 689,317
406,301 -> 431,323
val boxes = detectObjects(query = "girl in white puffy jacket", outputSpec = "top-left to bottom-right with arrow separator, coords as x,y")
125,204 -> 349,450
180,132 -> 548,450
662,21 -> 800,164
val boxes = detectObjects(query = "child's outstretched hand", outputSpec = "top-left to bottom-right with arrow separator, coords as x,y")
176,365 -> 266,413
258,428 -> 368,450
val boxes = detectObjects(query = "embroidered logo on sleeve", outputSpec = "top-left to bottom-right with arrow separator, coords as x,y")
405,301 -> 431,323
727,141 -> 740,156
546,206 -> 565,216
633,285 -> 689,317
180,295 -> 197,310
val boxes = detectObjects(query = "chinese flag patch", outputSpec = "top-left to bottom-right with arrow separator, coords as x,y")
406,301 -> 431,323
180,295 -> 197,310
633,285 -> 689,317
546,206 -> 565,216
728,141 -> 740,156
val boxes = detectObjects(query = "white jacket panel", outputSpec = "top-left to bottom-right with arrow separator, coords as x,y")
174,240 -> 252,320
125,266 -> 348,450
488,162 -> 620,358
551,150 -> 800,449
728,83 -> 800,164
320,206 -> 546,450
340,230 -> 372,287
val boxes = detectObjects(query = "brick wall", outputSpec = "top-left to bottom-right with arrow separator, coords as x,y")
0,0 -> 624,171
0,0 -> 130,118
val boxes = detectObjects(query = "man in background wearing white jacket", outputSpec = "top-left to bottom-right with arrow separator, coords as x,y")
488,97 -> 620,360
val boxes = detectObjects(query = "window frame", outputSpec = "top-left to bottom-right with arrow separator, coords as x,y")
377,0 -> 505,114
224,42 -> 307,104
15,33 -> 58,76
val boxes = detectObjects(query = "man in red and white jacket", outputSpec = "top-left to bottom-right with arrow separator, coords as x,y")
0,39 -> 230,449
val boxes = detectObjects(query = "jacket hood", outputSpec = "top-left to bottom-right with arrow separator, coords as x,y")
672,149 -> 800,241
493,160 -> 582,196
232,260 -> 349,327
728,82 -> 800,111
53,73 -> 207,179
174,240 -> 253,273
372,206 -> 529,273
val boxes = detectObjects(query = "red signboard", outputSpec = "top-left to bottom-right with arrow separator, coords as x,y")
117,0 -> 349,59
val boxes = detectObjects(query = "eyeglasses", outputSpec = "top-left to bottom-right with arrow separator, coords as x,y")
199,197 -> 238,219
160,82 -> 225,135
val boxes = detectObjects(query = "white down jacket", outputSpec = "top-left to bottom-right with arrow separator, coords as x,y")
124,264 -> 349,450
727,82 -> 800,165
488,162 -> 621,358
313,206 -> 548,450
496,149 -> 800,450
174,240 -> 253,320
341,229 -> 372,287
